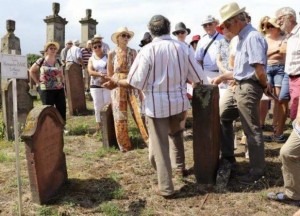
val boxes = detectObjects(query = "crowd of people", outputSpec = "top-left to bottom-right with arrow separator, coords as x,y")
29,2 -> 299,212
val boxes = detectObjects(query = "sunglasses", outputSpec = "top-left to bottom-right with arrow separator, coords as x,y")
203,23 -> 213,28
224,18 -> 235,29
121,34 -> 131,39
176,31 -> 186,35
266,25 -> 275,29
49,47 -> 57,51
93,45 -> 102,49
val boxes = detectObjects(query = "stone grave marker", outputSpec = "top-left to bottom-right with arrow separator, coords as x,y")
192,84 -> 220,184
2,79 -> 33,140
100,103 -> 117,148
21,105 -> 67,204
64,63 -> 86,115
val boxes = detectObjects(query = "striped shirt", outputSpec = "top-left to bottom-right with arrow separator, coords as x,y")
285,24 -> 300,75
127,35 -> 206,118
81,48 -> 92,66
234,24 -> 268,80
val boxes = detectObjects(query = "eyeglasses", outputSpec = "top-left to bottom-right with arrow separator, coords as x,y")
266,25 -> 275,29
277,14 -> 290,21
121,34 -> 131,39
93,45 -> 102,49
49,47 -> 57,51
203,23 -> 213,28
176,30 -> 186,35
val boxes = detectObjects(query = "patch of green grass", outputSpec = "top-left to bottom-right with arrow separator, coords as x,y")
110,188 -> 125,199
108,172 -> 122,182
0,121 -> 5,140
0,151 -> 14,163
98,202 -> 124,216
96,147 -> 118,158
67,123 -> 89,135
37,206 -> 59,216
141,208 -> 156,216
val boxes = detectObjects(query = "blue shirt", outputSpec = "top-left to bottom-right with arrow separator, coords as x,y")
234,24 -> 268,80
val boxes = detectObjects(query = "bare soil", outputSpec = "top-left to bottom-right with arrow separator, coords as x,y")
0,99 -> 299,216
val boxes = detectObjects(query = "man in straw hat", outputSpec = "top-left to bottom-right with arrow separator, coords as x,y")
216,2 -> 271,184
267,6 -> 300,204
103,14 -> 207,198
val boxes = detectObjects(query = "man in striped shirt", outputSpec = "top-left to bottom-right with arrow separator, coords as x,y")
81,40 -> 93,93
104,15 -> 206,198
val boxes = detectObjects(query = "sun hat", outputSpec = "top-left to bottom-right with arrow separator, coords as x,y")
201,15 -> 216,26
172,22 -> 191,35
190,35 -> 201,44
94,34 -> 104,39
267,18 -> 280,29
139,32 -> 152,47
65,39 -> 73,45
44,41 -> 60,52
73,39 -> 80,46
219,2 -> 246,24
111,27 -> 134,44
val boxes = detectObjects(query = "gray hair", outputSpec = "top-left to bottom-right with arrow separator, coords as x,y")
148,15 -> 170,37
275,7 -> 296,18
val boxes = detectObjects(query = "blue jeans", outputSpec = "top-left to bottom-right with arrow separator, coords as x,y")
278,73 -> 290,101
267,64 -> 285,87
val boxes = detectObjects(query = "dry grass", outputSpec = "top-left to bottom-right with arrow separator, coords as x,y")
0,99 -> 299,216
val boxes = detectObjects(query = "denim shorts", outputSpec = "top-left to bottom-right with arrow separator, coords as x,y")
278,73 -> 290,101
267,64 -> 285,87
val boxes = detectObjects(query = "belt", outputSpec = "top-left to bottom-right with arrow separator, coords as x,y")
234,78 -> 258,85
289,74 -> 300,78
210,70 -> 219,72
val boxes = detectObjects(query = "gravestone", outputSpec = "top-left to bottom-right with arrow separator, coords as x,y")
21,105 -> 67,204
65,63 -> 86,115
1,19 -> 22,107
100,103 -> 117,148
192,84 -> 220,184
43,2 -> 68,54
2,79 -> 33,140
79,9 -> 98,46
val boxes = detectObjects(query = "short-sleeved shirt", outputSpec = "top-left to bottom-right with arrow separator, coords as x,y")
195,31 -> 224,71
234,24 -> 268,80
218,38 -> 231,71
127,35 -> 206,118
36,58 -> 64,90
66,46 -> 82,64
285,24 -> 300,75
81,48 -> 92,66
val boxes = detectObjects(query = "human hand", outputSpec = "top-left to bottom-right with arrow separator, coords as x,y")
102,80 -> 117,90
211,76 -> 223,85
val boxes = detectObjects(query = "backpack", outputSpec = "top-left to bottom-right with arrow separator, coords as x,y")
37,57 -> 62,67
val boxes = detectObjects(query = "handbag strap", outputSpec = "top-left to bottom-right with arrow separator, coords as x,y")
203,33 -> 219,59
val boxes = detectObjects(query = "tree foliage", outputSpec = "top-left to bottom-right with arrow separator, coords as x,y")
27,53 -> 42,67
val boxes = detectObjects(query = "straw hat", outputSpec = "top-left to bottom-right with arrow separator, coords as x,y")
267,18 -> 280,29
94,34 -> 104,39
111,27 -> 134,44
44,41 -> 60,52
219,2 -> 245,24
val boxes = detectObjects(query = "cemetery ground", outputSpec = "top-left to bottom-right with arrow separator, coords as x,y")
0,98 -> 299,216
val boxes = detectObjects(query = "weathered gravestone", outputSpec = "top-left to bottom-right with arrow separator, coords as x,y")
65,63 -> 87,115
21,105 -> 67,204
192,84 -> 220,184
100,103 -> 117,148
2,79 -> 33,140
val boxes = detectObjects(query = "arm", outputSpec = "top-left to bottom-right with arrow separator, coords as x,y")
87,58 -> 102,77
107,51 -> 114,77
254,63 -> 272,94
29,63 -> 40,86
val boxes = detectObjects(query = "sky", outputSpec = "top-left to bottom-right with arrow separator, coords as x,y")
0,0 -> 299,56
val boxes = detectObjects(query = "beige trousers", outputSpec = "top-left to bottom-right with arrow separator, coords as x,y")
280,130 -> 300,200
146,111 -> 186,196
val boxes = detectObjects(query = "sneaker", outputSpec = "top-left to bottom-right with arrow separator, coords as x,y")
273,134 -> 287,143
267,192 -> 300,206
263,135 -> 273,142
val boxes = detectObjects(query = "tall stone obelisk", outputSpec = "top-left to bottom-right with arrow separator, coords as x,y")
79,9 -> 98,46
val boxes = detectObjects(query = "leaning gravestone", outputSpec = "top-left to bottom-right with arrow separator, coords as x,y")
21,105 -> 67,204
2,79 -> 33,140
192,84 -> 220,184
65,63 -> 87,115
100,103 -> 117,148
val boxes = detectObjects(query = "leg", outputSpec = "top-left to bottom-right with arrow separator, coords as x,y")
168,111 -> 187,173
54,89 -> 67,122
280,130 -> 300,200
219,87 -> 239,160
236,82 -> 265,175
146,116 -> 174,196
260,100 -> 269,128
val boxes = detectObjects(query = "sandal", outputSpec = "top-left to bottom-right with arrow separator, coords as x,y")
267,192 -> 300,206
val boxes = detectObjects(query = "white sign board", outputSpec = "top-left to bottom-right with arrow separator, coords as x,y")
0,53 -> 27,79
